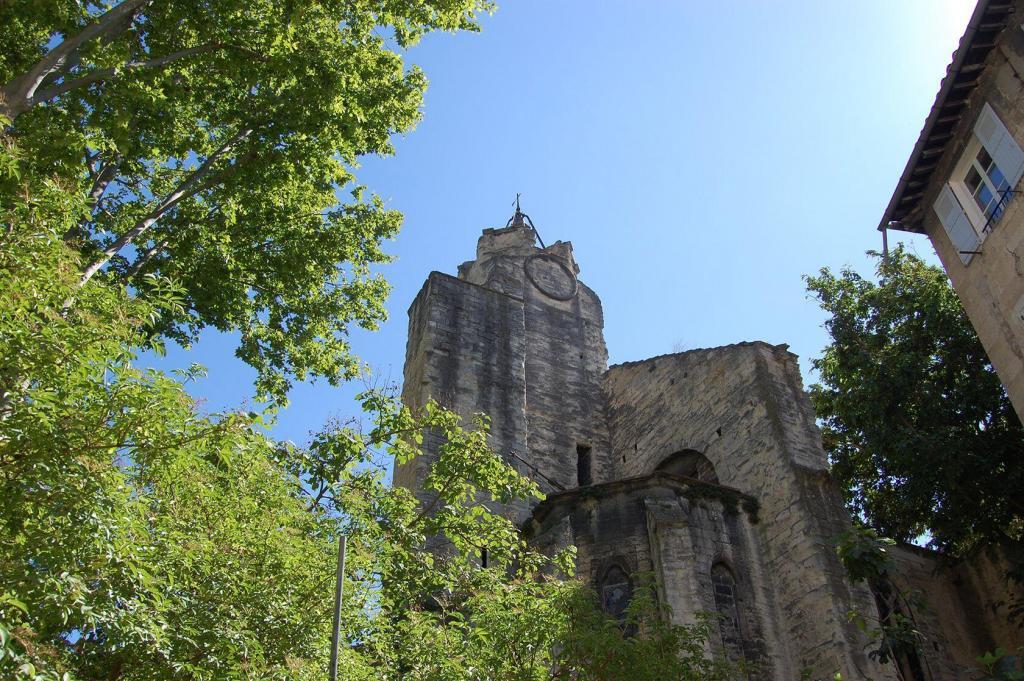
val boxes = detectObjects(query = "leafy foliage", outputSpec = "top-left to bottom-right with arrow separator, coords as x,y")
976,648 -> 1024,681
836,524 -> 896,585
1,0 -> 493,403
806,247 -> 1024,558
0,170 -> 337,677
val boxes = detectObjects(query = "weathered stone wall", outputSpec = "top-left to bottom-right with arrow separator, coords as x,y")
888,546 -> 989,680
956,549 -> 1024,654
602,344 -> 896,680
460,227 -> 614,492
916,0 -> 1024,423
887,545 -> 1024,680
395,270 -> 533,521
520,276 -> 613,490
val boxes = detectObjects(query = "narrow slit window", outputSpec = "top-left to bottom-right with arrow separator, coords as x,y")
576,444 -> 592,487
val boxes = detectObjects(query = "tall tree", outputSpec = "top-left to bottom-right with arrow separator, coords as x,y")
805,247 -> 1024,561
1,0 -> 492,403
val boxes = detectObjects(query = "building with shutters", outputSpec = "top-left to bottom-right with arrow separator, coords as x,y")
880,0 -> 1024,423
396,207 -> 1023,679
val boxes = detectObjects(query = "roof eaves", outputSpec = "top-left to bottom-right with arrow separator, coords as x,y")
879,0 -> 1013,234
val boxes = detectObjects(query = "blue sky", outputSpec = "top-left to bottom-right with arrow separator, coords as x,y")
153,0 -> 975,447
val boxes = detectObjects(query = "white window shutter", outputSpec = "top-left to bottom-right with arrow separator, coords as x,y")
933,184 -> 980,265
975,102 -> 1024,188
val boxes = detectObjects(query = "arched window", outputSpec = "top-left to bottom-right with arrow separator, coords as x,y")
710,563 -> 744,662
599,564 -> 632,621
656,449 -> 719,484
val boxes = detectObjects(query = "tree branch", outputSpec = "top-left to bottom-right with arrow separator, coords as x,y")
74,126 -> 254,292
410,479 -> 457,530
124,237 -> 168,278
32,43 -> 228,106
66,154 -> 123,244
307,482 -> 331,512
0,0 -> 151,121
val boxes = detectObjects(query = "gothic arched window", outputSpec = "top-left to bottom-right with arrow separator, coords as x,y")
656,449 -> 719,484
599,565 -> 632,621
710,562 -> 744,662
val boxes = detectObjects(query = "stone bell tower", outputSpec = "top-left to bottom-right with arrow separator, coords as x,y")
395,204 -> 613,524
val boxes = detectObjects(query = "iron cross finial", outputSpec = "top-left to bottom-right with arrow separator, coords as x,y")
504,193 -> 545,248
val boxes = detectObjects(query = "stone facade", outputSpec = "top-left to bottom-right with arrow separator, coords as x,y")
881,0 -> 1024,424
396,216 -> 1022,679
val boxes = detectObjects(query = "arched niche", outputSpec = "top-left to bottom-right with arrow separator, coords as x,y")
655,449 -> 719,484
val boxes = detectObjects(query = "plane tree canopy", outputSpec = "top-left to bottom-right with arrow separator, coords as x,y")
1,0 -> 493,403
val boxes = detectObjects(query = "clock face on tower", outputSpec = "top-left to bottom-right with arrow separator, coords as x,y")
525,254 -> 578,301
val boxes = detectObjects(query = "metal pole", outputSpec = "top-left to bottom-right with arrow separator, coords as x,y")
329,535 -> 346,681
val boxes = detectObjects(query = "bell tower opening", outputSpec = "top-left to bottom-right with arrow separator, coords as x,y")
576,444 -> 593,487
